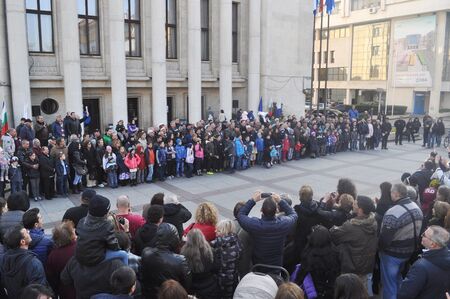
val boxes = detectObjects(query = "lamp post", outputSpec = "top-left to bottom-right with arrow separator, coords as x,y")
376,88 -> 383,117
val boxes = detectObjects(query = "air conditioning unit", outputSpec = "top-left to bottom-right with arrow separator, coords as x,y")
369,7 -> 378,14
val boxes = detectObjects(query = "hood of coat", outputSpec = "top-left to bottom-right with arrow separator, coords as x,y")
294,200 -> 319,216
78,214 -> 109,232
164,203 -> 181,217
0,248 -> 36,277
423,247 -> 450,271
29,228 -> 45,249
349,213 -> 377,234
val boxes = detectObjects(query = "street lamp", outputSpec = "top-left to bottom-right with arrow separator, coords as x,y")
376,88 -> 383,116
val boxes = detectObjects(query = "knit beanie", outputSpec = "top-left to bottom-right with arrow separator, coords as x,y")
81,189 -> 97,203
89,195 -> 111,217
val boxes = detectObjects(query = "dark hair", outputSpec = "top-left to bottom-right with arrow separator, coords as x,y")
334,273 -> 369,299
7,191 -> 30,212
110,266 -> 136,295
158,279 -> 188,299
379,182 -> 392,203
19,284 -> 54,299
233,201 -> 246,219
52,221 -> 75,248
151,193 -> 165,205
115,231 -> 131,251
4,225 -> 25,249
22,208 -> 40,230
337,178 -> 357,200
148,205 -> 164,223
262,197 -> 277,218
424,160 -> 434,171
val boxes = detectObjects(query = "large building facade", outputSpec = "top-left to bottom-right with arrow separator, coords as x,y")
313,0 -> 450,116
0,0 -> 312,130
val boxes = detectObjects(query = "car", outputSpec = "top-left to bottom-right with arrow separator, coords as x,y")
309,108 -> 343,118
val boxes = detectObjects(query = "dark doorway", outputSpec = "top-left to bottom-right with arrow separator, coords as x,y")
127,98 -> 139,126
167,96 -> 173,124
83,98 -> 100,133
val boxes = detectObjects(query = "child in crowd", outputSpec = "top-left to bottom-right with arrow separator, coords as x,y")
144,142 -> 155,183
270,145 -> 279,165
55,153 -> 69,196
166,139 -> 176,179
194,139 -> 204,176
294,141 -> 304,160
0,148 -> 9,183
117,146 -> 130,186
282,134 -> 290,162
8,156 -> 23,194
185,143 -> 194,178
175,138 -> 186,177
124,147 -> 141,186
156,141 -> 167,181
135,144 -> 146,184
256,133 -> 264,165
250,141 -> 257,167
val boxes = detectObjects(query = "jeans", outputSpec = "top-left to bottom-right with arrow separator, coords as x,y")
136,169 -> 145,183
235,155 -> 242,170
105,249 -> 128,265
11,181 -> 22,194
185,163 -> 193,177
73,173 -> 82,185
29,178 -> 40,198
107,171 -> 118,188
56,175 -> 68,195
158,163 -> 166,180
359,134 -> 366,150
257,151 -> 263,164
436,135 -> 442,147
176,160 -> 184,176
146,165 -> 154,182
379,252 -> 408,299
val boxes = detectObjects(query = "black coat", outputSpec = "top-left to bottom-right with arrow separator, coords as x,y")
39,154 -> 55,178
62,204 -> 89,227
134,222 -> 158,256
293,201 -> 322,260
317,204 -> 352,229
394,119 -> 406,131
163,204 -> 192,238
22,157 -> 40,178
188,257 -> 219,299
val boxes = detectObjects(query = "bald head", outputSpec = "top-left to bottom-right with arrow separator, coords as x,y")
116,195 -> 130,213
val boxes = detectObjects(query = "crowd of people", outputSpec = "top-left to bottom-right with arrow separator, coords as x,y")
0,147 -> 450,298
0,107 -> 447,202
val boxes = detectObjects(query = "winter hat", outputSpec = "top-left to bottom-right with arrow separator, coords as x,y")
89,195 -> 111,217
356,196 -> 375,215
401,172 -> 411,184
81,189 -> 97,203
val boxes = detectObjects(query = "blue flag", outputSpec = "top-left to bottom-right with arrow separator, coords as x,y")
326,0 -> 335,14
258,96 -> 263,112
313,0 -> 319,15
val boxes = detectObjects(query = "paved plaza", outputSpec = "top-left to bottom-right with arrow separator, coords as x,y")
33,142 -> 449,232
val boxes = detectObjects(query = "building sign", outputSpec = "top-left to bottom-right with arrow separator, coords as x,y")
393,15 -> 436,87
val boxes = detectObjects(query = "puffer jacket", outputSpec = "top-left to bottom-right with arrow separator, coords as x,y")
330,213 -> 378,275
140,223 -> 191,299
235,139 -> 244,157
175,144 -> 186,161
75,214 -> 119,266
29,228 -> 54,265
164,203 -> 192,239
398,247 -> 450,299
124,154 -> 141,170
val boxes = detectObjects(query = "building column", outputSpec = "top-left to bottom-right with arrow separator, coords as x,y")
108,0 -> 128,125
220,0 -> 232,120
0,1 -> 13,128
5,0 -> 31,125
247,0 -> 261,113
151,0 -> 167,126
429,11 -> 446,117
59,0 -> 83,115
188,0 -> 201,123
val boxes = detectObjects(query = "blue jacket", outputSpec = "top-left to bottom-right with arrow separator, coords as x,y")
348,108 -> 359,120
235,139 -> 244,157
29,228 -> 54,265
156,147 -> 167,165
19,125 -> 35,142
175,144 -> 186,161
256,137 -> 264,152
8,167 -> 23,183
398,247 -> 450,299
237,199 -> 297,267
52,121 -> 64,139
55,160 -> 70,177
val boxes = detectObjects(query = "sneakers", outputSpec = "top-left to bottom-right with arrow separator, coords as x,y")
97,183 -> 105,188
207,171 -> 214,175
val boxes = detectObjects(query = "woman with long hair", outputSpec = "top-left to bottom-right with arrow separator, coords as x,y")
180,229 -> 219,299
334,273 -> 369,299
183,202 -> 218,242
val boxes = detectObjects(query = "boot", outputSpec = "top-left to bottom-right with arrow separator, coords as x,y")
77,183 -> 84,192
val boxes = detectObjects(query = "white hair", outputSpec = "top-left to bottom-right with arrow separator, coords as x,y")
163,194 -> 179,205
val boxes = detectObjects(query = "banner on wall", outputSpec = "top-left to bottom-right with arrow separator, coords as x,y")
393,15 -> 436,87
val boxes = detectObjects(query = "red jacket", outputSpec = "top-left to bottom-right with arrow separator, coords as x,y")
120,212 -> 146,239
136,146 -> 147,170
282,138 -> 290,152
184,222 -> 216,242
46,241 -> 76,299
124,154 -> 141,170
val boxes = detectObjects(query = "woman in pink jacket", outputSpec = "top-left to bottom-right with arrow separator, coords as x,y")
124,147 -> 141,186
194,139 -> 204,176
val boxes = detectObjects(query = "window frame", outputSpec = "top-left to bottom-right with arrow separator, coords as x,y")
201,0 -> 210,61
166,0 -> 177,59
78,0 -> 100,56
124,0 -> 141,57
232,2 -> 239,63
26,0 -> 54,53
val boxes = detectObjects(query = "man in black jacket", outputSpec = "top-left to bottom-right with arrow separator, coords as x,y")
410,160 -> 434,204
39,146 -> 55,200
62,189 -> 96,227
140,223 -> 191,299
398,225 -> 450,299
34,115 -> 50,146
394,118 -> 406,145
134,204 -> 164,255
381,118 -> 392,150
0,225 -> 48,298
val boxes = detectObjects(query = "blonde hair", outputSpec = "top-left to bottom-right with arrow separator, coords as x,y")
195,202 -> 219,226
339,194 -> 355,213
433,201 -> 450,219
216,220 -> 235,237
299,185 -> 313,203
275,282 -> 305,299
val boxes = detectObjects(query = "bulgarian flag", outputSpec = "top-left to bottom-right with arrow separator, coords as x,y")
1,102 -> 8,136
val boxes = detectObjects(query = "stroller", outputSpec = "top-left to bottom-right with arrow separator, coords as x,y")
233,264 -> 290,299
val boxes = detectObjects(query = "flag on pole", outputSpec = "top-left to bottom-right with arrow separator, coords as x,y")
319,0 -> 324,13
313,0 -> 319,15
326,0 -> 335,14
1,102 -> 8,136
258,96 -> 263,112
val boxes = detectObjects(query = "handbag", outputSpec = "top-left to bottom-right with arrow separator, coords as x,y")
75,165 -> 88,176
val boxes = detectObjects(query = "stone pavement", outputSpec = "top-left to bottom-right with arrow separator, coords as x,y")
32,142 -> 449,233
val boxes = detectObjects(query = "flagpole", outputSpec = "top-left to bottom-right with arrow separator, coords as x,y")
324,13 -> 330,120
310,11 -> 316,108
317,9 -> 324,111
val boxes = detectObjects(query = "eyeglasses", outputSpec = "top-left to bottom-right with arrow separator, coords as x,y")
421,232 -> 432,241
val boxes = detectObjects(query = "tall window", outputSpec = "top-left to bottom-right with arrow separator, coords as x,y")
78,0 -> 100,55
232,2 -> 239,62
26,0 -> 53,53
166,0 -> 177,59
201,0 -> 209,61
124,0 -> 141,56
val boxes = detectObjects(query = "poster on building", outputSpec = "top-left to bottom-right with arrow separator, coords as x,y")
393,15 -> 436,87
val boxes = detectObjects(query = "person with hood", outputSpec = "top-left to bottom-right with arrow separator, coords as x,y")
0,225 -> 48,299
234,135 -> 245,170
0,191 -> 30,239
163,194 -> 192,239
22,208 -> 54,265
140,223 -> 192,299
290,185 -> 322,270
134,205 -> 164,256
330,196 -> 378,296
398,226 -> 450,299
